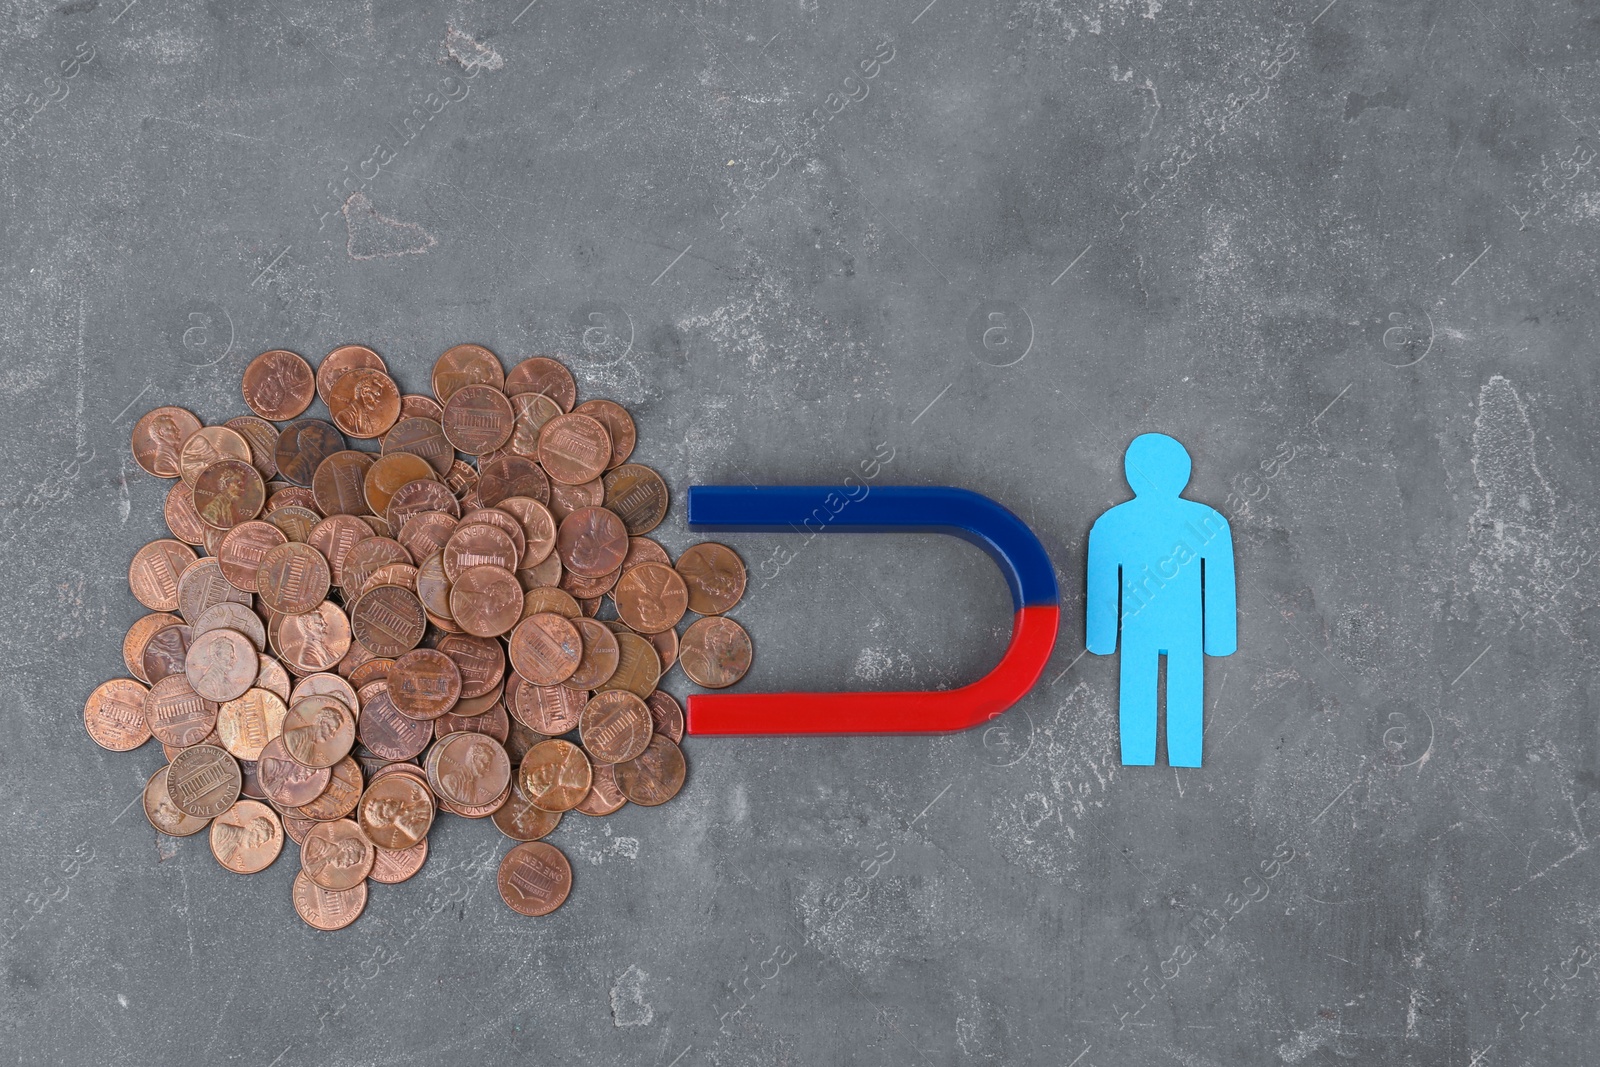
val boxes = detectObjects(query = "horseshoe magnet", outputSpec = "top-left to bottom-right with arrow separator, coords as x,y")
684,485 -> 1060,735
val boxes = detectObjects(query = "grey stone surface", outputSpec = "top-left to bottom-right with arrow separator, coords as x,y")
2,0 -> 1597,1063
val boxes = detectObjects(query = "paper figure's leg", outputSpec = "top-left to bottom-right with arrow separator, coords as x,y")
1119,641 -> 1158,765
1165,644 -> 1204,767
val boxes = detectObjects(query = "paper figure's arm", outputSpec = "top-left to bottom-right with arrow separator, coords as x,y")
1085,516 -> 1120,655
1201,511 -> 1237,656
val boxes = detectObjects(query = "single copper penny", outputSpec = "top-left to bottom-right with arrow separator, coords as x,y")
493,786 -> 563,840
477,454 -> 549,507
538,413 -> 611,485
434,699 -> 510,743
242,349 -> 315,420
522,586 -> 580,621
597,632 -> 662,699
449,565 -> 524,638
388,648 -> 461,720
283,694 -> 357,768
349,584 -> 427,656
167,744 -> 242,818
142,624 -> 193,684
179,426 -> 253,487
307,514 -> 376,587
257,735 -> 331,807
435,632 -> 506,698
444,458 -> 480,501
645,690 -> 685,743
495,497 -> 557,566
440,384 -> 514,456
274,419 -> 346,486
256,541 -> 332,614
292,869 -> 367,931
256,655 -> 293,703
504,356 -> 576,411
619,534 -> 671,572
318,344 -> 386,403
282,813 -> 316,844
276,602 -> 352,673
356,681 -> 433,760
442,522 -> 518,582
358,773 -> 435,850
239,758 -> 267,800
146,673 -> 220,748
432,343 -> 504,402
498,841 -> 573,916
602,464 -> 670,535
211,799 -> 284,873
566,618 -> 619,690
508,677 -> 586,735
574,399 -> 636,469
291,755 -> 363,821
415,551 -> 455,625
680,616 -> 753,688
398,510 -> 457,562
185,628 -> 258,702
265,484 -> 319,513
382,416 -> 454,476
217,520 -> 287,592
193,457 -> 265,531
519,738 -> 592,812
129,539 -> 197,611
312,450 -> 376,517
364,452 -> 435,517
400,393 -> 443,419
124,614 -> 182,683
561,564 -> 621,602
226,415 -> 281,481
506,718 -> 543,766
369,838 -> 429,884
547,478 -> 604,524
290,673 -> 360,716
613,562 -> 689,633
143,766 -> 210,836
217,687 -> 288,760
579,690 -> 653,763
340,536 -> 411,596
575,761 -> 627,816
84,678 -> 151,751
429,731 -> 512,807
132,406 -> 202,478
615,736 -> 686,806
163,481 -> 208,544
194,603 -> 266,652
387,477 -> 460,531
519,551 -> 563,593
301,819 -> 374,890
176,557 -> 251,625
676,542 -> 747,616
557,506 -> 629,578
508,613 -> 582,686
265,504 -> 320,543
347,658 -> 395,690
328,367 -> 401,439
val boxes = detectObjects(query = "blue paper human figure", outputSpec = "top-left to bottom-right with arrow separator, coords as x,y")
1086,434 -> 1237,767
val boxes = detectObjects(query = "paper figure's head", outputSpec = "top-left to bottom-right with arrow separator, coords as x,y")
1124,433 -> 1191,497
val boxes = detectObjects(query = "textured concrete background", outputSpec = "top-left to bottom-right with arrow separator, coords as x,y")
3,0 -> 1598,1064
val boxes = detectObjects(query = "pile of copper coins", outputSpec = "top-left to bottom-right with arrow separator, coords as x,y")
84,344 -> 753,929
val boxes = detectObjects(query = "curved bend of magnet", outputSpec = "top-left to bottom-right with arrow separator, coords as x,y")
684,485 -> 1060,735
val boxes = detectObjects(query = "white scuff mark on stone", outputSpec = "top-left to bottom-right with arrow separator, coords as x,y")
611,836 -> 640,859
609,964 -> 654,1027
117,994 -> 128,1009
341,192 -> 437,260
445,24 -> 505,72
117,460 -> 130,524
851,647 -> 915,683
1278,1014 -> 1345,1062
